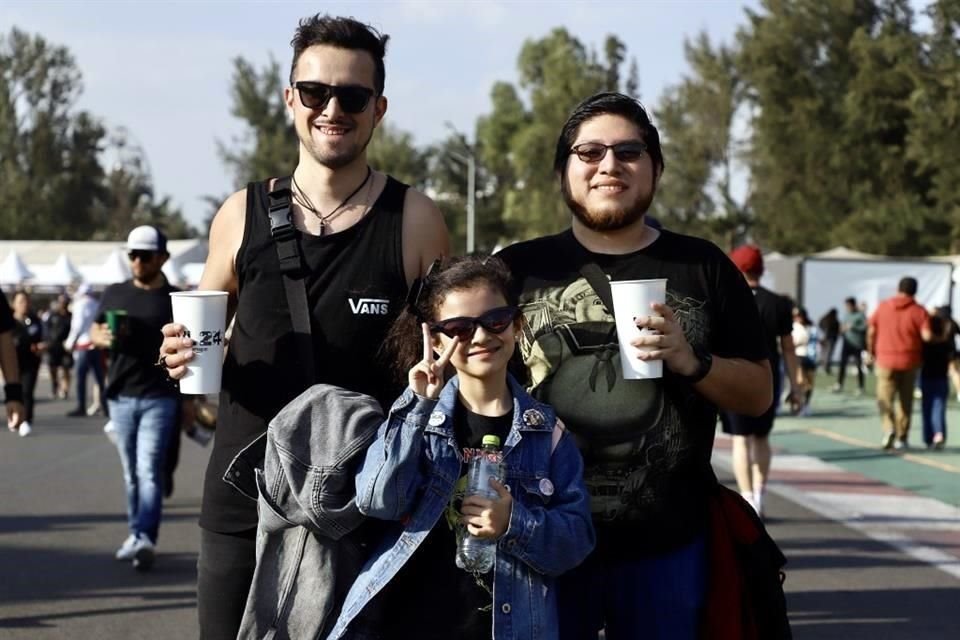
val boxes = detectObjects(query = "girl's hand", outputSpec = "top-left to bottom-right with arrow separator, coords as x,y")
408,323 -> 459,399
461,478 -> 512,539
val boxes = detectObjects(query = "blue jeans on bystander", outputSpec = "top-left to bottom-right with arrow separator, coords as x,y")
107,395 -> 179,544
920,376 -> 948,446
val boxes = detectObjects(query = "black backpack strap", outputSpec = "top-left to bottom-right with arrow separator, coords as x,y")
579,262 -> 615,314
267,177 -> 316,385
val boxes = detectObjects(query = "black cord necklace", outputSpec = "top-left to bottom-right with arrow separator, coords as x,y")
292,166 -> 372,233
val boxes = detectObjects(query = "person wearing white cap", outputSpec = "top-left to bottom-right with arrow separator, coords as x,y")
87,225 -> 185,572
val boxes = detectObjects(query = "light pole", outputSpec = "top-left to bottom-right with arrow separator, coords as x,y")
445,123 -> 477,253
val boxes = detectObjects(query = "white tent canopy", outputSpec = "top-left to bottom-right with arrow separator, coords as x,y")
32,253 -> 82,286
83,249 -> 132,285
0,250 -> 35,285
0,239 -> 207,289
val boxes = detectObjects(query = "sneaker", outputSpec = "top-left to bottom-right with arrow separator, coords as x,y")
932,434 -> 945,450
115,534 -> 138,561
103,421 -> 117,445
894,438 -> 908,450
881,432 -> 896,450
831,383 -> 843,393
18,421 -> 32,437
66,408 -> 85,417
132,536 -> 155,572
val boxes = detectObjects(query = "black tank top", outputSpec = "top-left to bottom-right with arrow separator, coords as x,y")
200,176 -> 409,532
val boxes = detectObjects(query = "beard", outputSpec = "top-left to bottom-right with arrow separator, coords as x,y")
298,120 -> 375,170
561,177 -> 656,232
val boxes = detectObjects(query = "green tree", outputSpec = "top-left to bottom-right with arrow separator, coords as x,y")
217,57 -> 296,188
367,122 -> 429,190
906,0 -> 960,251
0,28 -> 106,239
654,33 -> 747,248
482,29 -> 615,243
737,0 -> 880,253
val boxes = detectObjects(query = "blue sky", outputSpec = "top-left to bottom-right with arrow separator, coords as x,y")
3,0 -> 762,229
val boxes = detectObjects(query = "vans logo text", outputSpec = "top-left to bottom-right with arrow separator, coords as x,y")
349,298 -> 390,315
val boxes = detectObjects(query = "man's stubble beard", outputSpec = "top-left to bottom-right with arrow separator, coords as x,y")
561,176 -> 656,232
299,120 -> 376,170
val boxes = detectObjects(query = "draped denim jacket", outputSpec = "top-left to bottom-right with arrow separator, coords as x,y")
326,374 -> 595,640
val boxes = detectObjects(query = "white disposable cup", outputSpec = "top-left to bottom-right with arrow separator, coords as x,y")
170,291 -> 229,394
609,278 -> 668,379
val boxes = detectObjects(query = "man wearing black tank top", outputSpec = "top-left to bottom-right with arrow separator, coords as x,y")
159,15 -> 448,639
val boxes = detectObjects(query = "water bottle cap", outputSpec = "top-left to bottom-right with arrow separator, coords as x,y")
481,435 -> 501,448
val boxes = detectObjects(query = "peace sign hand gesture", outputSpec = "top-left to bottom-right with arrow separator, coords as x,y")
409,323 -> 459,399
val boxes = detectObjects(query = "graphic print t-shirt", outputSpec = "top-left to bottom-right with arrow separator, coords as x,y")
499,228 -> 767,556
375,401 -> 511,640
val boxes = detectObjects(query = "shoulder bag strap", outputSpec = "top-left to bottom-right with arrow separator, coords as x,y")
579,262 -> 615,314
267,177 -> 316,385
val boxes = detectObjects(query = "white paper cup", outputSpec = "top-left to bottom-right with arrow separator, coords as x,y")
170,291 -> 229,394
609,278 -> 667,379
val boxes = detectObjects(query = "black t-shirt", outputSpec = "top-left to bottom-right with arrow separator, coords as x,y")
752,286 -> 794,374
44,311 -> 71,356
11,313 -> 43,371
0,291 -> 13,334
499,228 -> 767,556
375,400 -> 511,640
922,340 -> 952,379
97,280 -> 179,399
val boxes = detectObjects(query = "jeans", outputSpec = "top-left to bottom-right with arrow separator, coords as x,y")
108,394 -> 178,544
557,535 -> 707,640
75,349 -> 105,410
920,376 -> 948,445
197,527 -> 257,640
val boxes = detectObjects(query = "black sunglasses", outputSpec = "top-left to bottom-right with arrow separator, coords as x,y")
430,306 -> 520,341
128,250 -> 157,262
570,141 -> 647,164
293,81 -> 374,114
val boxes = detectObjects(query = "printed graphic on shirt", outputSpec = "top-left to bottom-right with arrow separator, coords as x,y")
517,277 -> 709,523
348,297 -> 390,315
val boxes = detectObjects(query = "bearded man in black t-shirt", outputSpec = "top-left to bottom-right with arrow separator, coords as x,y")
498,92 -> 772,640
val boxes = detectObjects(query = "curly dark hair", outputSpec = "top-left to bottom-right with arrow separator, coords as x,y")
384,255 -> 517,380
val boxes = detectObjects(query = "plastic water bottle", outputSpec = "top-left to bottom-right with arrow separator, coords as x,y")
456,434 -> 503,573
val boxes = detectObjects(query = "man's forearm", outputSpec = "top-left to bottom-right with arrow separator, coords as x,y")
694,356 -> 772,416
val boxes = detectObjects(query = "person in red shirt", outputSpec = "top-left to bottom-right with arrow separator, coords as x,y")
867,277 -> 932,449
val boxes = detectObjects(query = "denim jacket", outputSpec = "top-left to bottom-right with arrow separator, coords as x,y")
228,384 -> 386,640
326,374 -> 595,640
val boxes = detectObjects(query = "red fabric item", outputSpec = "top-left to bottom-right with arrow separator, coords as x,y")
869,294 -> 929,370
701,487 -> 762,640
729,245 -> 764,276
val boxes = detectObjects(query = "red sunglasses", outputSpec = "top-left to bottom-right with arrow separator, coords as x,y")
430,306 -> 520,341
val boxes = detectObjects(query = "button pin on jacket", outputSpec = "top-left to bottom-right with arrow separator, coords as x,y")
522,409 -> 545,426
428,411 -> 446,427
539,478 -> 555,496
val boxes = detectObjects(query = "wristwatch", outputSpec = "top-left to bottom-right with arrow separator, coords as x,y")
676,344 -> 713,384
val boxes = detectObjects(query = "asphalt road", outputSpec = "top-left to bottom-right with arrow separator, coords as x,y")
1,386 -> 958,639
